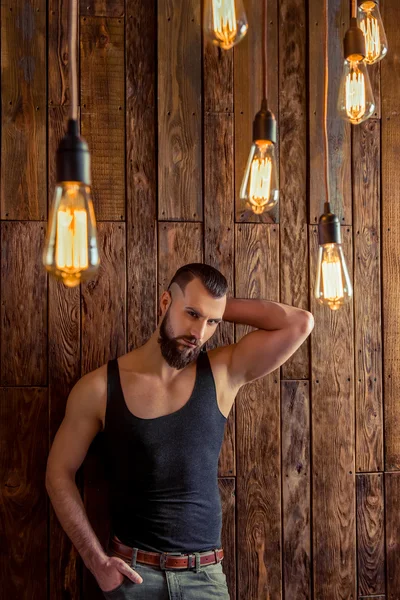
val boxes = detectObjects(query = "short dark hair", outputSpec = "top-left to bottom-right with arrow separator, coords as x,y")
167,263 -> 228,299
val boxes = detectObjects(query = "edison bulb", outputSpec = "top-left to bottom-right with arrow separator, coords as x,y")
337,57 -> 375,124
358,1 -> 388,64
43,182 -> 100,288
240,141 -> 279,215
314,243 -> 353,311
204,0 -> 248,50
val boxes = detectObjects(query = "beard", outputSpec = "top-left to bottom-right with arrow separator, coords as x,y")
157,305 -> 203,370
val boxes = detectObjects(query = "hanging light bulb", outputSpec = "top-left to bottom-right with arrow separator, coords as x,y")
203,0 -> 248,50
43,119 -> 100,288
314,203 -> 353,310
357,0 -> 388,64
239,100 -> 279,214
337,16 -> 375,124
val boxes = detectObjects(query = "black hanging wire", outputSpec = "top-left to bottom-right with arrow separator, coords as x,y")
262,0 -> 268,101
323,0 -> 330,208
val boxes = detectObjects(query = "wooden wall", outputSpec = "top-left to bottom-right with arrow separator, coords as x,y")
0,0 -> 398,598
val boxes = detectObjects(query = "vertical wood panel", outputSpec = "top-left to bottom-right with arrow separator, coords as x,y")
219,478 -> 236,600
282,380 -> 311,599
385,472 -> 400,599
158,0 -> 202,221
126,0 -> 158,351
310,225 -> 356,599
80,0 -> 124,18
356,473 -> 385,596
158,223 -> 203,295
1,0 -> 47,220
80,17 -> 125,221
0,222 -> 47,386
309,0 -> 352,225
352,120 -> 383,473
48,0 -> 77,107
279,0 -> 309,380
381,0 -> 400,472
0,388 -> 48,599
235,224 -> 281,599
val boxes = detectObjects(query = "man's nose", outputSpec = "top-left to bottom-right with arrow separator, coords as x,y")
190,321 -> 207,341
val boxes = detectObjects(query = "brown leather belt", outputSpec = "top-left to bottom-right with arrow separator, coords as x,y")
109,534 -> 224,570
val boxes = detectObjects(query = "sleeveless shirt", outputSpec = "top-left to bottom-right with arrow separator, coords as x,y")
103,348 -> 227,553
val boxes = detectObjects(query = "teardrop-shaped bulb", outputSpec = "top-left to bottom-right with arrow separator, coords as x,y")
337,57 -> 375,124
239,141 -> 279,215
43,182 -> 100,288
314,243 -> 353,311
358,1 -> 388,64
203,0 -> 248,50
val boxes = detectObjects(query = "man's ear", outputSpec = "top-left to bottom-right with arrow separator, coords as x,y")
159,290 -> 171,317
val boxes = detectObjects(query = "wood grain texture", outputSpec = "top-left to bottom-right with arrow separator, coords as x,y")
235,224 -> 281,599
0,222 -> 47,386
385,472 -> 400,599
234,0 -> 279,224
309,0 -> 352,225
158,0 -> 202,221
81,222 -> 127,375
48,0 -> 78,107
0,387 -> 48,599
80,0 -> 124,18
356,473 -> 385,596
219,477 -> 236,600
203,42 -> 233,114
80,17 -> 125,220
381,0 -> 400,472
310,225 -> 356,600
282,380 -> 311,600
1,0 -> 47,220
204,112 -> 235,480
279,0 -> 309,380
352,120 -> 383,473
126,0 -> 158,352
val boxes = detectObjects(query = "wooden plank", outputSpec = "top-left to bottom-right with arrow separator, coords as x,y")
81,222 -> 127,375
80,17 -> 125,221
309,225 -> 356,599
157,223 -> 203,295
48,105 -> 82,600
1,0 -> 47,220
48,0 -> 78,107
126,0 -> 158,351
79,0 -> 124,18
0,387 -> 48,599
352,120 -> 383,473
158,0 -> 202,221
235,223 -> 281,599
282,380 -> 311,599
356,473 -> 385,596
279,0 -> 309,380
309,0 -> 352,225
219,478 -> 236,600
204,43 -> 233,114
0,222 -> 47,386
234,0 -> 279,223
204,113 -> 235,479
385,472 -> 400,598
381,0 -> 400,471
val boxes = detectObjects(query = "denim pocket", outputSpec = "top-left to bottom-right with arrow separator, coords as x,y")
201,562 -> 228,586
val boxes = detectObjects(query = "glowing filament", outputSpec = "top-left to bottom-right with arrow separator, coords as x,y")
212,0 -> 237,48
360,11 -> 380,63
345,63 -> 366,121
249,155 -> 272,210
321,254 -> 344,302
56,207 -> 88,270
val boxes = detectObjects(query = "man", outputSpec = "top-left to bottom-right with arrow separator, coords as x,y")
46,263 -> 314,599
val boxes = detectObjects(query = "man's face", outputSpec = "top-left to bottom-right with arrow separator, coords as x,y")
157,279 -> 226,370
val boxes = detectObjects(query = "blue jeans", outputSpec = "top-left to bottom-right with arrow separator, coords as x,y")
102,547 -> 230,599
